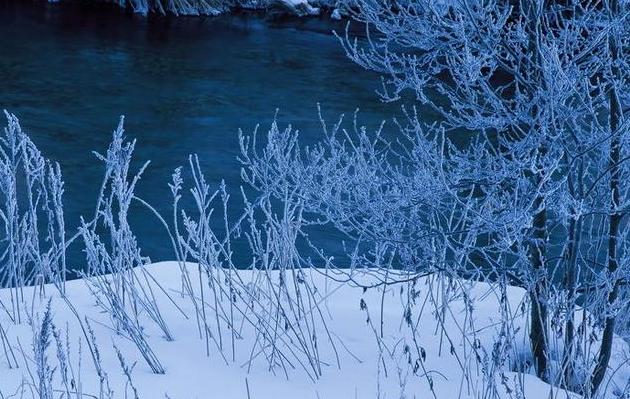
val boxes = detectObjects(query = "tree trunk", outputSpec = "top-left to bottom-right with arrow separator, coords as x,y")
562,215 -> 580,388
591,0 -> 622,392
529,198 -> 549,380
590,109 -> 622,396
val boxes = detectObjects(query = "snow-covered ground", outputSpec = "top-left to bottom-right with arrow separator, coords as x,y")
0,262 -> 627,398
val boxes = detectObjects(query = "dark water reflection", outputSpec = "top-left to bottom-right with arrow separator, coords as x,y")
0,1 -> 403,271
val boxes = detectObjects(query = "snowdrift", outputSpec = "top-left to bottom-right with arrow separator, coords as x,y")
1,262 -> 626,398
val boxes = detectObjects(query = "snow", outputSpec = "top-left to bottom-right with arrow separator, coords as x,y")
0,262 -> 626,398
331,8 -> 343,20
270,0 -> 320,16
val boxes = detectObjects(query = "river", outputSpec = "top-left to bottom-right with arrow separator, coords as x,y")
0,0 -> 406,271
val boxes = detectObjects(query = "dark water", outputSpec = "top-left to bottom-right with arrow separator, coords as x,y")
0,1 -> 401,270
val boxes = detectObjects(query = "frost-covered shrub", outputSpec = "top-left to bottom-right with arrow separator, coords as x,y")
239,110 -> 537,394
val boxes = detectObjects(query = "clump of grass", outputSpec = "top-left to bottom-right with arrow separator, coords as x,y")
172,152 -> 339,380
32,300 -> 54,399
0,112 -> 67,323
79,117 -> 170,374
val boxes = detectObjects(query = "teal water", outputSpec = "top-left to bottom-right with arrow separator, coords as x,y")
0,1 -> 400,270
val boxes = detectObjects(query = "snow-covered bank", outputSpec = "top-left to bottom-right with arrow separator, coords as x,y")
1,262 -> 626,398
47,0 -> 340,18
267,0 -> 321,17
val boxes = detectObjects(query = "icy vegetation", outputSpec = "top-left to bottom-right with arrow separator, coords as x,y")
0,109 -> 627,398
330,0 -> 630,394
47,0 -> 336,17
2,0 -> 630,398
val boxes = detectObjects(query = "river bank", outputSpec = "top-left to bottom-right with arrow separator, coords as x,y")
2,0 -> 348,19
